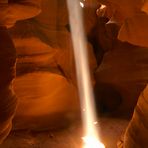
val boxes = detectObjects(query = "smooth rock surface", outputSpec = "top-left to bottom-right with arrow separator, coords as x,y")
13,72 -> 80,130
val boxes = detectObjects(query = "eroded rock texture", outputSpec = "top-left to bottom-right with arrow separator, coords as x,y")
96,0 -> 148,147
123,85 -> 148,148
95,0 -> 148,115
0,27 -> 17,144
95,41 -> 148,115
0,0 -> 41,143
7,0 -> 97,130
1,0 -> 148,146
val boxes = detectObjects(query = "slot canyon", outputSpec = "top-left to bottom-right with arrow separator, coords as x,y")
0,0 -> 148,148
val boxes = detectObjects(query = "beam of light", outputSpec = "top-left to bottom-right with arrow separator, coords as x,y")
67,0 -> 105,147
80,2 -> 84,8
82,136 -> 105,148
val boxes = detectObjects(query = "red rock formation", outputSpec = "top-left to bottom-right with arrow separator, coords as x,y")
118,12 -> 148,47
95,0 -> 148,115
0,0 -> 41,143
123,85 -> 148,147
0,26 -> 17,144
97,0 -> 148,147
